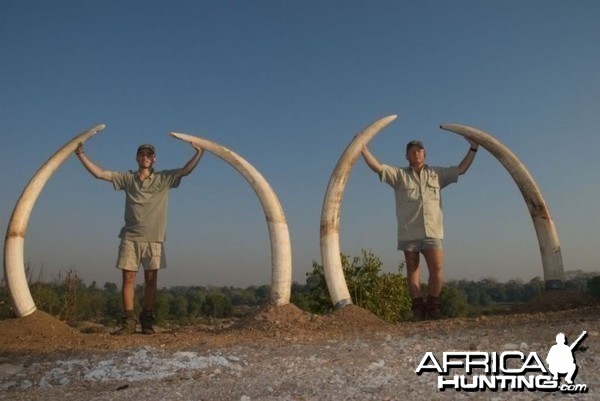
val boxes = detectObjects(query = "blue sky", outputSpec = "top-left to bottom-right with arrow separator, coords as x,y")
1,0 -> 599,289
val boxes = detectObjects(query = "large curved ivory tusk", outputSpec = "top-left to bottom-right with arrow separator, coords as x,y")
170,132 -> 292,305
320,115 -> 398,308
4,124 -> 106,317
440,124 -> 564,289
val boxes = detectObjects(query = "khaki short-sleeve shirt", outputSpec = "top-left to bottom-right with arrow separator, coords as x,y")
111,169 -> 182,242
379,164 -> 459,241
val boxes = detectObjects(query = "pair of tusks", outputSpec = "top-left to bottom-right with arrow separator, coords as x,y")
320,115 -> 564,308
3,126 -> 291,317
4,118 -> 564,316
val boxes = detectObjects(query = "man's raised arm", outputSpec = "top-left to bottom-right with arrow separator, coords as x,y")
75,144 -> 113,181
457,138 -> 479,175
360,144 -> 383,174
177,142 -> 205,178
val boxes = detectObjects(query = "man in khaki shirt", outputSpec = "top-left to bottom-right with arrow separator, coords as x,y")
75,141 -> 204,334
360,138 -> 478,320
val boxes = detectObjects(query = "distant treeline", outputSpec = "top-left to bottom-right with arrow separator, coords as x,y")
1,258 -> 599,324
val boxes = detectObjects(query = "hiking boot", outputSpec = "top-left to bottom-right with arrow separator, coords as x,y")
139,310 -> 155,335
410,297 -> 427,321
426,296 -> 443,320
112,312 -> 137,335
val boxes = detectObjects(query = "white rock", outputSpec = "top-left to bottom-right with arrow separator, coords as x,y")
0,363 -> 24,377
1,381 -> 16,390
369,360 -> 385,369
173,351 -> 197,360
20,380 -> 33,389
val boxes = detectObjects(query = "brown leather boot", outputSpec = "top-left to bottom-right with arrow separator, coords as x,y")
426,296 -> 443,320
410,297 -> 426,321
112,311 -> 137,335
139,310 -> 155,335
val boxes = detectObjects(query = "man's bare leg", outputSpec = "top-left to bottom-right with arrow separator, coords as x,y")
421,248 -> 443,297
113,270 -> 137,335
143,270 -> 158,311
140,270 -> 158,334
404,251 -> 426,320
422,248 -> 444,319
404,251 -> 421,299
121,270 -> 137,311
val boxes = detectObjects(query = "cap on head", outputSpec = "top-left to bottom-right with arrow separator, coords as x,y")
137,144 -> 155,155
406,140 -> 424,153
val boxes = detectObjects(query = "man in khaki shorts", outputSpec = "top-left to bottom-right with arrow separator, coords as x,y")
75,141 -> 203,334
359,137 -> 478,320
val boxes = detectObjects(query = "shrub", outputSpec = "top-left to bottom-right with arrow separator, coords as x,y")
300,250 -> 411,322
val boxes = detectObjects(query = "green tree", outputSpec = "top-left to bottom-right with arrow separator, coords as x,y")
504,279 -> 524,302
170,294 -> 189,319
440,286 -> 470,317
154,290 -> 172,323
253,285 -> 271,305
565,270 -> 598,292
0,279 -> 13,319
186,288 -> 206,317
587,276 -> 600,299
523,277 -> 544,300
103,282 -> 118,294
202,292 -> 233,318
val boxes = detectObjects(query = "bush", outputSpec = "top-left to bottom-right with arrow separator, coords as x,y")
298,250 -> 411,322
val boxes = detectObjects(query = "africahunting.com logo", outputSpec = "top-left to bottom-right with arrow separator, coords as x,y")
415,331 -> 588,394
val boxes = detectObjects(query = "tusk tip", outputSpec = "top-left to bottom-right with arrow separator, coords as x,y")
439,124 -> 460,132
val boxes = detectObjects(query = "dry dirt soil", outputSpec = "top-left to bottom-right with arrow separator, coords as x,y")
0,289 -> 599,401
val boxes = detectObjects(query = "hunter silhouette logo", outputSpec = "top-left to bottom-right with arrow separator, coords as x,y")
546,331 -> 587,385
415,330 -> 589,393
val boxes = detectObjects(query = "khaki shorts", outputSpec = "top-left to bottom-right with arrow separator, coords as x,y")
398,238 -> 443,252
116,239 -> 167,271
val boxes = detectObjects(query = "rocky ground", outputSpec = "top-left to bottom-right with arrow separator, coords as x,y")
0,289 -> 598,400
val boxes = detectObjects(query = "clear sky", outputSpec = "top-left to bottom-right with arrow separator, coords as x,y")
1,0 -> 599,289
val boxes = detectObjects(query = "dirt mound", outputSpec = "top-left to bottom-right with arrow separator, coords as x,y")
0,310 -> 79,338
324,304 -> 387,329
226,303 -> 323,338
0,310 -> 83,353
212,304 -> 390,343
510,288 -> 598,314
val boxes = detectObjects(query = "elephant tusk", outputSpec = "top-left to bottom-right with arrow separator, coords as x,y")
320,115 -> 397,308
4,124 -> 106,317
170,132 -> 292,305
440,124 -> 564,289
